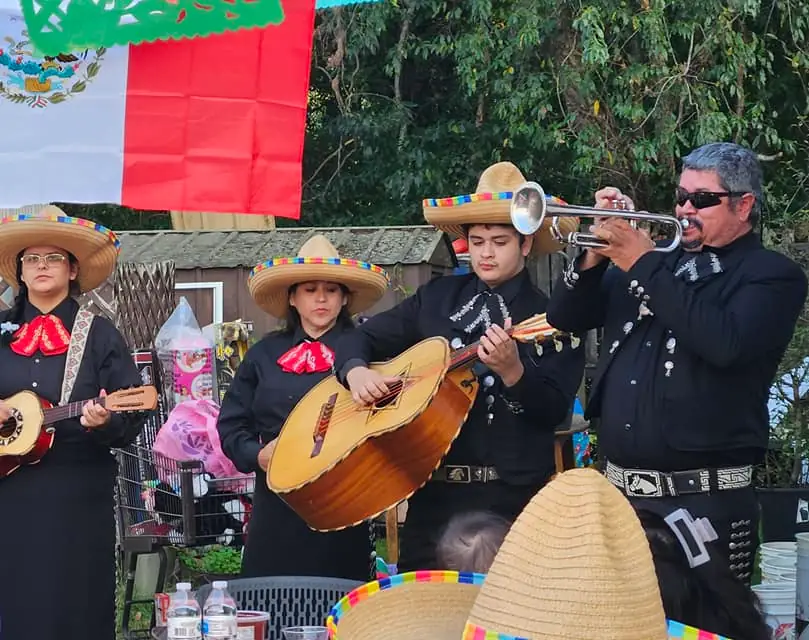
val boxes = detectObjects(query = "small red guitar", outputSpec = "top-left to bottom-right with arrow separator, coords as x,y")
0,386 -> 158,478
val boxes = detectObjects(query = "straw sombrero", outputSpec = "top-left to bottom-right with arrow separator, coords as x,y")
247,234 -> 390,318
422,162 -> 579,255
0,207 -> 120,293
327,571 -> 484,638
326,468 -> 733,640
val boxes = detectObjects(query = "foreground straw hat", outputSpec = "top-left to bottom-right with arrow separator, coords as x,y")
248,234 -> 390,318
463,467 -> 667,639
327,571 -> 483,638
327,468 -> 730,640
0,206 -> 120,292
422,162 -> 579,255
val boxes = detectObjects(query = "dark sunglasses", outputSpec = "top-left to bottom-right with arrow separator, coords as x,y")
675,187 -> 748,210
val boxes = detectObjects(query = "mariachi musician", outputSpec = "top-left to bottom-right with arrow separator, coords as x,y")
335,162 -> 586,571
547,142 -> 808,583
216,235 -> 390,580
0,209 -> 145,640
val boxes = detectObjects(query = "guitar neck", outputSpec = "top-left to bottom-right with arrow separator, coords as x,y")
448,333 -> 512,372
42,396 -> 105,426
446,315 -> 564,372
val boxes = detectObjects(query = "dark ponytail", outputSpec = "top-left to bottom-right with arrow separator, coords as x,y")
8,251 -> 28,326
636,509 -> 770,640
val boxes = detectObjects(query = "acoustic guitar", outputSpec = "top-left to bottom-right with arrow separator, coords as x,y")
0,386 -> 158,479
268,314 -> 577,531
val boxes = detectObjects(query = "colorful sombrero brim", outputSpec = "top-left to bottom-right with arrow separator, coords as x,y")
326,571 -> 484,640
460,620 -> 733,639
422,191 -> 579,255
0,211 -> 120,292
248,257 -> 390,318
326,572 -> 732,640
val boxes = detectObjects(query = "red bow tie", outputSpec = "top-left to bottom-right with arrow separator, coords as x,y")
10,314 -> 71,357
277,340 -> 335,374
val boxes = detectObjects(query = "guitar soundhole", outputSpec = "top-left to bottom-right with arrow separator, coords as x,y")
0,409 -> 23,445
373,380 -> 404,410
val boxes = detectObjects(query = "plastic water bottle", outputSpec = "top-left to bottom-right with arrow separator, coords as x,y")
202,581 -> 238,639
167,582 -> 202,640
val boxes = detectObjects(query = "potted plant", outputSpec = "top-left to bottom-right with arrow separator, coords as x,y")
178,545 -> 243,585
755,240 -> 809,542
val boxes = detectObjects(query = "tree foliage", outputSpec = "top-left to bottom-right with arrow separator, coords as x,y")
297,0 -> 809,232
76,0 -> 809,236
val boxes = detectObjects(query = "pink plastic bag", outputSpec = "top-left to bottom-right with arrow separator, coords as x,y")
153,399 -> 255,493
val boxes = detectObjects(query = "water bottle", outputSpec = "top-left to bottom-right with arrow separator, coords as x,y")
202,580 -> 238,639
167,582 -> 202,640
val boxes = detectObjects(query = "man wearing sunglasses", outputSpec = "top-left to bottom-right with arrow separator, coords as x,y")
547,141 -> 808,584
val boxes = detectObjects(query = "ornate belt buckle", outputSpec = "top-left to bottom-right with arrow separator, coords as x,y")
623,469 -> 664,498
445,465 -> 472,484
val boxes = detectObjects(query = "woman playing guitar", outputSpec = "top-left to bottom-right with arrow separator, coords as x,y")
0,208 -> 145,640
216,235 -> 389,580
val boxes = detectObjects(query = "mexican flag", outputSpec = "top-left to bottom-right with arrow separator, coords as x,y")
0,0 -> 316,218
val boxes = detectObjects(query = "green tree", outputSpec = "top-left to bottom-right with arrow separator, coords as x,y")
295,0 -> 809,231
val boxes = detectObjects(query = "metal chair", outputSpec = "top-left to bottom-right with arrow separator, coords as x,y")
194,575 -> 362,640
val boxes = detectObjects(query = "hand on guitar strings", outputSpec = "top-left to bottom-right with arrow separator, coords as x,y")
0,401 -> 10,422
478,319 -> 524,388
346,366 -> 401,407
257,438 -> 278,472
81,389 -> 111,429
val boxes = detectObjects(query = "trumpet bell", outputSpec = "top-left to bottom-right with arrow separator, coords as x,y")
509,179 -> 686,253
510,181 -> 549,236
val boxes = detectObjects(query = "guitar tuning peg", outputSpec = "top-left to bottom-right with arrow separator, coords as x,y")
553,339 -> 562,353
535,342 -> 543,357
570,335 -> 581,350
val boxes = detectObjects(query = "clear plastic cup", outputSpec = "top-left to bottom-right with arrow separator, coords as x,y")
281,626 -> 329,640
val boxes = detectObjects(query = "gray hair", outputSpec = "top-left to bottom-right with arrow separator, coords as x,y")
436,511 -> 511,574
681,142 -> 763,227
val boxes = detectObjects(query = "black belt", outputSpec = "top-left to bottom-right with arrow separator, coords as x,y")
431,465 -> 500,484
604,460 -> 752,498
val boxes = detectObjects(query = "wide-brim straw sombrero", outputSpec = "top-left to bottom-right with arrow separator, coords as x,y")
327,571 -> 484,639
248,234 -> 390,318
423,162 -> 579,255
462,467 -> 667,639
0,206 -> 120,293
326,468 -> 733,640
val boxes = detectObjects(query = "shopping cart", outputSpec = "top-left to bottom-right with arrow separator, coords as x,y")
115,351 -> 255,638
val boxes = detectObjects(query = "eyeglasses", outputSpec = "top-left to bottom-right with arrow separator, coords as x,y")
20,253 -> 67,267
675,187 -> 748,210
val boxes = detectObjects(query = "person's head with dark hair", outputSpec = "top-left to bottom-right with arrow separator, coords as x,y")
637,508 -> 770,640
9,247 -> 81,325
247,234 -> 390,337
436,510 -> 512,574
278,280 -> 354,336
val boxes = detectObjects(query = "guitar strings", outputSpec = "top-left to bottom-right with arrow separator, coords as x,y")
0,388 -> 152,436
313,320 -> 565,427
294,321 -> 568,433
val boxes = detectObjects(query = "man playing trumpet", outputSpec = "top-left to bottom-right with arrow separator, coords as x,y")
547,142 -> 808,583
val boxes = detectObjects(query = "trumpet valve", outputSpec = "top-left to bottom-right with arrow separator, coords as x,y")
608,197 -> 629,211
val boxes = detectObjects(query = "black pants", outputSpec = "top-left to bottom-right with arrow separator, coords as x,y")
628,486 -> 759,585
398,479 -> 540,572
242,480 -> 373,581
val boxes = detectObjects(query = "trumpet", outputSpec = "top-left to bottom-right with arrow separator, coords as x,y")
510,181 -> 689,253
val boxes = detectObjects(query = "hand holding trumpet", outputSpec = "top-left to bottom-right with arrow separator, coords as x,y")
583,187 -> 655,273
508,181 -> 685,265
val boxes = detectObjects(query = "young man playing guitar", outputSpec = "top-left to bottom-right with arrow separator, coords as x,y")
335,162 -> 586,571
